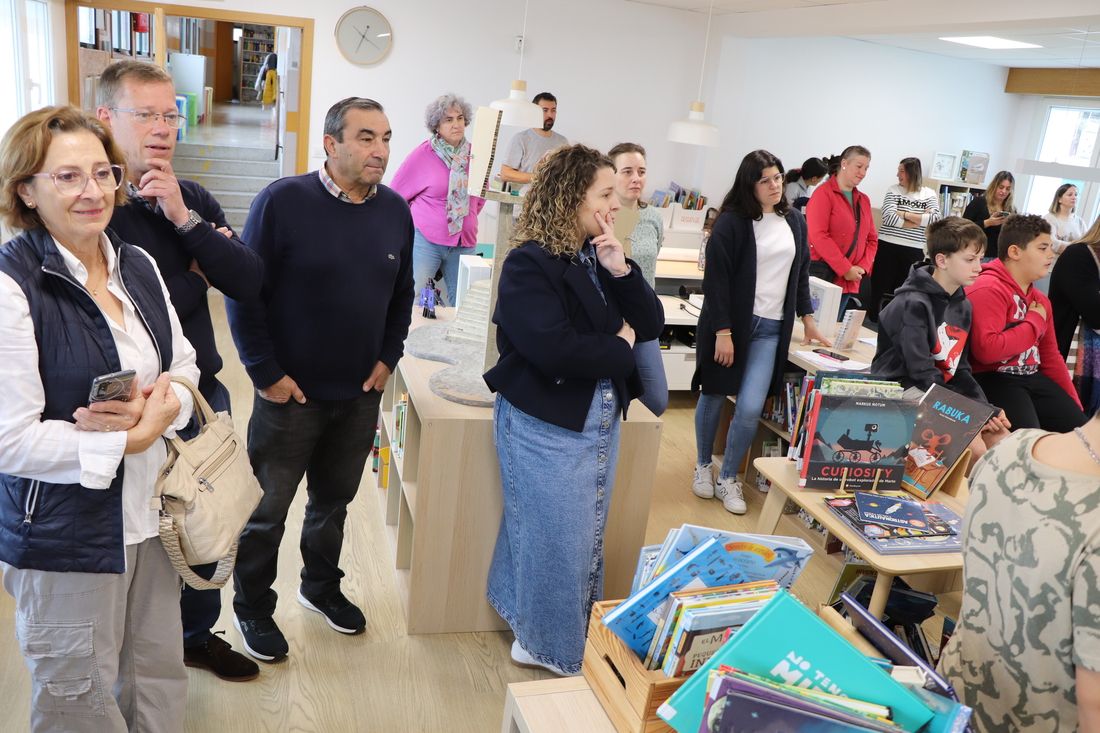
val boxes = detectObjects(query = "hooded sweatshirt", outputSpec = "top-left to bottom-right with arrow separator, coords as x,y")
966,259 -> 1081,406
872,262 -> 984,401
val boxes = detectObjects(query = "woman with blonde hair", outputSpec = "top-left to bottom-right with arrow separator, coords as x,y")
963,170 -> 1016,260
483,144 -> 662,676
0,106 -> 198,732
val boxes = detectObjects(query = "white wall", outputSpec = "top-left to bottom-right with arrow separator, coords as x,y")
163,0 -> 705,188
699,35 -> 1028,207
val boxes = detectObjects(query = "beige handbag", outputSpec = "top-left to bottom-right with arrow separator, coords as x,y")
155,378 -> 263,590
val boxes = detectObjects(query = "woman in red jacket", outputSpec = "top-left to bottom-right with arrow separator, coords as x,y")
806,145 -> 878,315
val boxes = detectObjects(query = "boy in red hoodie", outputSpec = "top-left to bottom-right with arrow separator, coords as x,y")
966,213 -> 1087,431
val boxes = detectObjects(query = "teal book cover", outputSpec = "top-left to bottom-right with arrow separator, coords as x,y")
656,590 -> 933,733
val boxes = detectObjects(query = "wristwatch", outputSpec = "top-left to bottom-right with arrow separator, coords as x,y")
175,209 -> 204,234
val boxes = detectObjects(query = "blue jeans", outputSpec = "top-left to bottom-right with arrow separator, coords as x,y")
412,228 -> 472,307
694,316 -> 781,479
488,382 -> 620,674
633,339 -> 668,416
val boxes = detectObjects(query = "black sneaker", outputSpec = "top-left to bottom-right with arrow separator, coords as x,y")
233,614 -> 289,662
296,588 -> 366,635
184,632 -> 260,681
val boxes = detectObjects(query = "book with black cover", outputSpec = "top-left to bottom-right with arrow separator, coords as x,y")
903,385 -> 996,500
803,396 -> 918,491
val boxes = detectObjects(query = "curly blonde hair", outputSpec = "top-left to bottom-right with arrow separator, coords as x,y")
512,144 -> 613,256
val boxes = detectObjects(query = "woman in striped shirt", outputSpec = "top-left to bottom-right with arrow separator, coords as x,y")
869,157 -> 941,321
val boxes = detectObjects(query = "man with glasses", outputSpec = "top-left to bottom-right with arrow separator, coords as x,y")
96,60 -> 264,684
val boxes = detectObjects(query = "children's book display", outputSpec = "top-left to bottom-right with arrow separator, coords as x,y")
606,525 -> 813,671
655,590 -> 971,733
792,373 -> 918,491
823,496 -> 962,555
903,384 -> 994,500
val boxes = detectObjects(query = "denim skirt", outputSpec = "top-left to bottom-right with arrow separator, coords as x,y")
487,380 -> 620,674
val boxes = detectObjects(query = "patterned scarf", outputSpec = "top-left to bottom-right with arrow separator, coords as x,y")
430,134 -> 471,237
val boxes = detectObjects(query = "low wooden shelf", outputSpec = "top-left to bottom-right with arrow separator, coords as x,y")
377,310 -> 664,634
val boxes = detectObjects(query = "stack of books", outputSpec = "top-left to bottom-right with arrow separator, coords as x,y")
823,494 -> 963,556
656,590 -> 971,732
649,181 -> 708,210
608,525 -> 814,675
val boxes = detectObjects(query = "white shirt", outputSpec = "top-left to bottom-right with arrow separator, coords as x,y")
0,234 -> 198,545
1043,211 -> 1087,253
753,213 -> 796,320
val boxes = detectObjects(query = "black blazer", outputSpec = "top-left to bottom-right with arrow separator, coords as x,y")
695,210 -> 813,397
1050,242 -> 1100,359
483,241 -> 663,432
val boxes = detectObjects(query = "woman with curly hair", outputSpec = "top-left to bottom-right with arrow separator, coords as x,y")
390,93 -> 485,305
483,144 -> 663,676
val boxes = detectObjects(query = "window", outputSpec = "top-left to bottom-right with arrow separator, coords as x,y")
112,10 -> 130,53
24,0 -> 51,111
0,0 -> 55,137
1022,101 -> 1100,223
77,6 -> 94,46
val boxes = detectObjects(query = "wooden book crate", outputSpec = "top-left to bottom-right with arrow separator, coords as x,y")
581,601 -> 689,733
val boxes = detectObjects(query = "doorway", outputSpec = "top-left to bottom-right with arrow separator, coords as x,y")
64,0 -> 314,174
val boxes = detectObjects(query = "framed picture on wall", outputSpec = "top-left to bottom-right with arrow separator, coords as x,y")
931,152 -> 958,181
958,150 -> 990,185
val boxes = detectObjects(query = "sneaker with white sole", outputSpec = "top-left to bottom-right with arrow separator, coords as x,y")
509,639 -> 580,677
714,477 -> 747,514
692,463 -> 715,499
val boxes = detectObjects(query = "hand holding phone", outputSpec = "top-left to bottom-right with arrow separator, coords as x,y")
812,348 -> 850,362
89,369 -> 137,403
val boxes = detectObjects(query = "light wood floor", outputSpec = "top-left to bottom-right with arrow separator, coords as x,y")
0,295 -> 851,732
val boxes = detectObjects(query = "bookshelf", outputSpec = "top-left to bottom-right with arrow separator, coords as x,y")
927,178 -> 986,218
377,309 -> 664,634
237,23 -> 274,104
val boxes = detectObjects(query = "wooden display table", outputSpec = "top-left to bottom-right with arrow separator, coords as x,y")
752,457 -> 965,619
377,310 -> 663,634
502,677 -> 616,733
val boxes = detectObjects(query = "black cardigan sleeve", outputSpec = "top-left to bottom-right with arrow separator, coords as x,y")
179,182 -> 264,301
1050,243 -> 1100,358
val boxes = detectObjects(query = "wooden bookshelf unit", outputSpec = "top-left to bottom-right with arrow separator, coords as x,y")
377,311 -> 664,634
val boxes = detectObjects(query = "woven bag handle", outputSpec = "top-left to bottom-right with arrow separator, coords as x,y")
158,513 -> 237,590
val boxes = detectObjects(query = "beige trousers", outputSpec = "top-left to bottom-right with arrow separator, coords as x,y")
2,537 -> 186,733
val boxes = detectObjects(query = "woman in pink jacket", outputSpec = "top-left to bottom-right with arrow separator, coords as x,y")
805,145 -> 878,315
391,93 -> 486,306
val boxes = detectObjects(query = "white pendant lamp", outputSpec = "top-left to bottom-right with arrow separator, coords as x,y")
668,0 -> 720,147
490,0 -> 544,128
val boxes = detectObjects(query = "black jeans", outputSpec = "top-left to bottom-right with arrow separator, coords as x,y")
869,240 -> 924,321
232,390 -> 381,620
975,371 -> 1088,432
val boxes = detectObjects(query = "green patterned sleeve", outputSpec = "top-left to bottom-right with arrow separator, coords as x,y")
1073,543 -> 1100,671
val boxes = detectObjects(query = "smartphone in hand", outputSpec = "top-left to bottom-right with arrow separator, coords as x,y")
89,369 -> 136,403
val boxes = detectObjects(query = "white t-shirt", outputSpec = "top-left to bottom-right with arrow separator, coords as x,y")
753,213 -> 796,320
1043,211 -> 1087,252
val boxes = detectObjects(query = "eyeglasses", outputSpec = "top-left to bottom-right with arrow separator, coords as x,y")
31,164 -> 125,196
109,107 -> 183,129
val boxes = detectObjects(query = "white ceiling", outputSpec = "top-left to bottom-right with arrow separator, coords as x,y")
626,0 -> 1100,67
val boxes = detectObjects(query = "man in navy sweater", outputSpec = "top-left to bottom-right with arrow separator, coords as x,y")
97,61 -> 263,682
226,97 -> 414,662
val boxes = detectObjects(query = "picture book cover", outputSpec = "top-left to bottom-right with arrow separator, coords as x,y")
662,598 -> 772,677
854,492 -> 930,531
803,396 -> 918,491
657,590 -> 933,733
903,385 -> 995,500
653,525 -> 814,590
603,537 -> 750,660
825,498 -> 962,556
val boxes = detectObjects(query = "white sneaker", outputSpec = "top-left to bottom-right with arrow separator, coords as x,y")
715,478 -> 747,514
510,640 -> 579,677
692,463 -> 715,499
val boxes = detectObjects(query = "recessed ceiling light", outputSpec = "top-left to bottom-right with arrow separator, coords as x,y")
939,36 -> 1042,50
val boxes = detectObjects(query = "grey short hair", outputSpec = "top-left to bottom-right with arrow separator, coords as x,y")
98,60 -> 173,108
424,94 -> 472,135
324,97 -> 385,141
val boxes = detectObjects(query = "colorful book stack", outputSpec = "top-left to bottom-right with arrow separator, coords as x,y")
656,590 -> 971,733
789,373 -> 919,492
823,495 -> 963,556
649,181 -> 708,210
607,525 -> 813,673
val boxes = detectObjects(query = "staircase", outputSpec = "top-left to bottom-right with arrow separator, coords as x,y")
173,142 -> 282,233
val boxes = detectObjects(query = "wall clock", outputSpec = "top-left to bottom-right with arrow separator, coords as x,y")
335,7 -> 393,66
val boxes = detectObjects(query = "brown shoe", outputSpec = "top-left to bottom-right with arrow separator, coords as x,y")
184,632 -> 260,681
